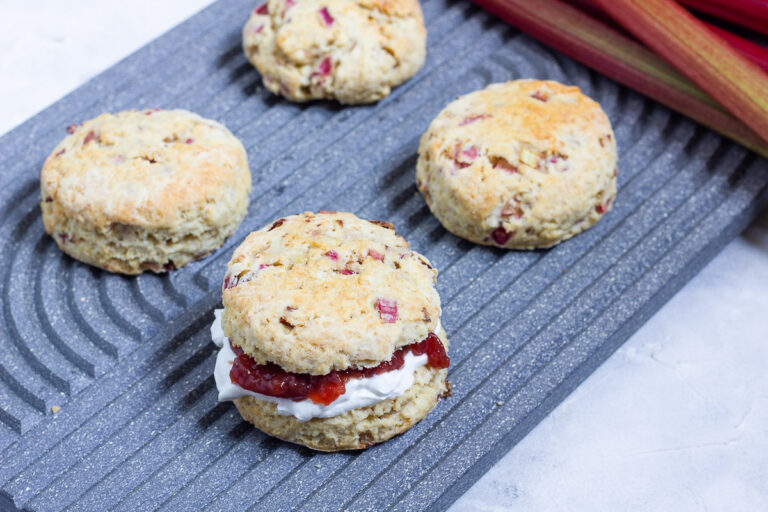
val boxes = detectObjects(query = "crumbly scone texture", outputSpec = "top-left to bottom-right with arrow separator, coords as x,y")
235,328 -> 449,451
40,109 -> 252,274
222,211 -> 441,374
242,0 -> 426,104
416,80 -> 618,249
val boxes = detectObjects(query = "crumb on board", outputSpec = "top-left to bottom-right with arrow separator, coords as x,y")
440,381 -> 452,399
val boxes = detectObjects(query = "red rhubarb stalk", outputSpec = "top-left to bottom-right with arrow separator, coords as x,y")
568,0 -> 768,73
470,0 -> 768,158
593,0 -> 768,146
680,0 -> 768,36
706,25 -> 768,74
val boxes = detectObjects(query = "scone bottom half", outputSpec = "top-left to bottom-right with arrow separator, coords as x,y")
416,79 -> 618,250
40,109 -> 252,275
213,211 -> 451,451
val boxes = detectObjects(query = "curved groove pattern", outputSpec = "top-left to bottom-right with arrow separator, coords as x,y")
33,237 -> 106,378
0,389 -> 36,435
4,209 -> 74,394
0,179 -> 39,221
64,260 -> 127,358
160,274 -> 191,309
1,314 -> 217,507
96,276 -> 146,341
0,0 -> 766,509
0,359 -> 49,413
129,277 -> 167,322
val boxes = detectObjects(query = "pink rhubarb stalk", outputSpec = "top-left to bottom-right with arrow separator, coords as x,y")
593,0 -> 768,145
470,0 -> 768,158
704,25 -> 768,74
568,0 -> 768,72
680,0 -> 768,36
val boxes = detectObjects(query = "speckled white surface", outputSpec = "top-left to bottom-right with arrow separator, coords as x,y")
2,3 -> 767,510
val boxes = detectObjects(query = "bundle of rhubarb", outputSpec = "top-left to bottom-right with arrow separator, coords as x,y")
471,0 -> 768,158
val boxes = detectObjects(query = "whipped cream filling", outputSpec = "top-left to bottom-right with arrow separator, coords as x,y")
211,309 -> 437,422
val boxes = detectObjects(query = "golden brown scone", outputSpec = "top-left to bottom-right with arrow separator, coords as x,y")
416,80 -> 618,249
242,0 -> 427,104
221,211 -> 440,375
40,109 -> 251,274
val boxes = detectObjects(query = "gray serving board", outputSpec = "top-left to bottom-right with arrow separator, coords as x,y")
1,0 -> 767,510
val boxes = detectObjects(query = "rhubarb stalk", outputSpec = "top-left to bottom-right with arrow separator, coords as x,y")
593,0 -> 768,145
705,25 -> 768,74
568,0 -> 768,73
471,0 -> 768,158
680,0 -> 768,36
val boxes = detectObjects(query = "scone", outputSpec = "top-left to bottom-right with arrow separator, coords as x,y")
416,80 -> 618,249
40,109 -> 252,274
242,0 -> 427,104
211,211 -> 450,451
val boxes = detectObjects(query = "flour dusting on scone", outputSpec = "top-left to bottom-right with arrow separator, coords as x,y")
212,211 -> 450,451
416,80 -> 618,249
40,109 -> 251,274
242,0 -> 427,104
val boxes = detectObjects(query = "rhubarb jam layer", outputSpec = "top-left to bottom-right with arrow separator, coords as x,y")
230,333 -> 449,406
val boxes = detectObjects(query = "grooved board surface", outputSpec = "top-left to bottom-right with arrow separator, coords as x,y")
1,0 -> 767,510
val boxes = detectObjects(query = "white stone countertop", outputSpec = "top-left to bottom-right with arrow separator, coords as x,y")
1,2 -> 766,510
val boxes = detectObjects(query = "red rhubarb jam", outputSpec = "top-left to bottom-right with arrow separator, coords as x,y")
409,333 -> 450,369
229,333 -> 449,406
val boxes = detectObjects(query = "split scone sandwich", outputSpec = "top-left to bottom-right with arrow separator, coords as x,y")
211,211 -> 450,451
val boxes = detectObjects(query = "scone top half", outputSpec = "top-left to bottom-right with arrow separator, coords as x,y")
40,109 -> 251,274
221,211 -> 441,375
417,80 -> 618,249
242,0 -> 427,104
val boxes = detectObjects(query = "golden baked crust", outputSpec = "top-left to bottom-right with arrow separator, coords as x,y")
40,109 -> 251,274
242,0 -> 426,104
221,211 -> 441,374
235,358 -> 448,451
416,80 -> 618,249
42,109 -> 250,230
